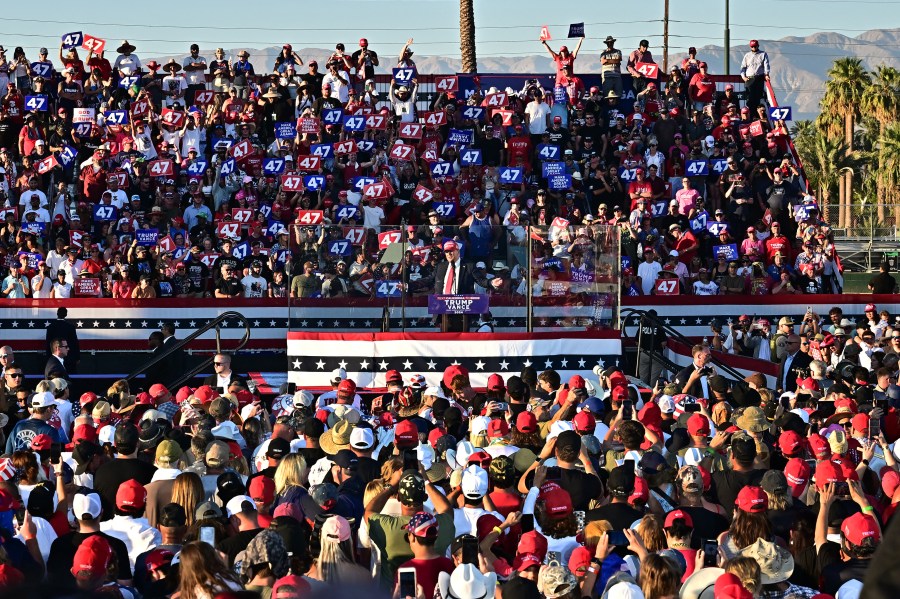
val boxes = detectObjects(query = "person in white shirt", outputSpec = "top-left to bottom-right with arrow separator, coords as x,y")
31,263 -> 53,298
99,479 -> 162,569
51,270 -> 72,298
453,465 -> 502,536
637,249 -> 662,296
524,90 -> 551,135
59,249 -> 84,284
132,122 -> 157,159
18,177 -> 48,209
48,377 -> 74,435
241,261 -> 268,298
106,177 -> 127,208
692,269 -> 720,295
322,63 -> 350,104
161,61 -> 187,107
182,44 -> 208,91
112,40 -> 141,76
22,196 -> 51,223
361,198 -> 384,230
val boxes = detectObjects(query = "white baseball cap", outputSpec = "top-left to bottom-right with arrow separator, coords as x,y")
225,495 -> 257,517
330,368 -> 347,384
546,420 -> 574,440
72,492 -> 102,520
293,389 -> 315,408
423,386 -> 447,400
461,465 -> 489,499
308,456 -> 334,486
31,391 -> 56,408
657,395 -> 676,414
349,427 -> 374,450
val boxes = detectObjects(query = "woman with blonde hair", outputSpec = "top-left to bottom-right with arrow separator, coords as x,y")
636,513 -> 667,553
724,556 -> 762,597
312,515 -> 370,585
171,472 -> 204,527
639,553 -> 681,599
176,541 -> 242,599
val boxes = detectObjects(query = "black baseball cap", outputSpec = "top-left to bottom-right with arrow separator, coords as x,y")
608,464 -> 636,497
159,503 -> 187,527
114,422 -> 139,450
333,449 -> 359,470
266,437 -> 290,460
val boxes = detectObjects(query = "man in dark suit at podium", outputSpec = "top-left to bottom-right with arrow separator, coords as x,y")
46,307 -> 80,374
434,240 -> 476,332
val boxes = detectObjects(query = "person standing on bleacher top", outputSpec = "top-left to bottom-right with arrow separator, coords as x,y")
741,39 -> 770,113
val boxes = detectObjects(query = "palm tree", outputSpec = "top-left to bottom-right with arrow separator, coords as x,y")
792,121 -> 859,223
818,58 -> 870,228
861,65 -> 900,221
459,0 -> 477,73
877,123 -> 900,231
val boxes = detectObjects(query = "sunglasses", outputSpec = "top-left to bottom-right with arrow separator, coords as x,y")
214,362 -> 226,366
7,373 -> 23,378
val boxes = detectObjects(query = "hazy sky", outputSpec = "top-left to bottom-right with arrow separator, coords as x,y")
1,0 -> 895,61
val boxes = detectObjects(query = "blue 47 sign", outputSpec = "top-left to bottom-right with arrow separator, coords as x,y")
376,280 -> 402,297
686,160 -> 709,176
24,95 -> 48,112
768,106 -> 792,121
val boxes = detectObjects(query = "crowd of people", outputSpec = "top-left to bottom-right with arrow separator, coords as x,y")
0,304 -> 898,599
0,32 -> 844,303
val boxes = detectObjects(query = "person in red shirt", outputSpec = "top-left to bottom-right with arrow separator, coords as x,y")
628,168 -> 653,211
506,126 -> 532,173
2,84 -> 24,127
396,512 -> 455,599
669,223 -> 698,265
487,455 -> 523,517
79,151 -> 108,203
558,65 -> 585,103
688,62 -> 716,112
85,49 -> 113,81
541,38 -> 585,85
764,221 -> 791,265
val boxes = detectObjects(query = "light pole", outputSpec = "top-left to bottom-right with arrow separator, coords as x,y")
725,0 -> 731,75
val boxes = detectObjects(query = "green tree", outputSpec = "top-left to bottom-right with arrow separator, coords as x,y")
877,123 -> 900,230
861,65 -> 900,221
792,120 -> 859,223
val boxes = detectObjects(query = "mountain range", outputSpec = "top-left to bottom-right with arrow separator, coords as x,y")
151,29 -> 900,121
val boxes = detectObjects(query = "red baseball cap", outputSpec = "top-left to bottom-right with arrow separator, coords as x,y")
193,385 -> 219,404
629,476 -> 650,506
116,479 -> 147,510
611,385 -> 629,404
385,370 -> 403,384
72,424 -> 99,445
865,303 -> 876,312
515,552 -> 543,572
427,426 -> 447,448
735,486 -> 768,513
394,419 -> 418,449
79,391 -> 98,407
573,410 -> 596,434
568,545 -> 591,576
487,373 -> 505,392
175,386 -> 194,402
70,534 -> 113,579
714,573 -> 753,599
249,476 -> 276,504
841,512 -> 880,546
568,375 -> 586,389
338,379 -> 356,395
145,548 -> 175,573
515,411 -> 538,434
518,530 -> 548,561
687,414 -> 710,437
784,458 -> 811,498
851,413 -> 870,434
815,460 -> 845,491
30,434 -> 53,452
778,430 -> 803,457
807,433 -> 831,460
664,508 -> 694,528
882,467 -> 900,498
539,482 -> 572,520
148,383 -> 169,400
487,418 -> 510,438
442,364 -> 469,390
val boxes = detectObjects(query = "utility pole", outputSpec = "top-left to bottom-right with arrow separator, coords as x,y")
663,0 -> 670,72
725,0 -> 731,74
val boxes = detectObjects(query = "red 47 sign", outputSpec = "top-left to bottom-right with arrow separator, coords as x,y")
158,235 -> 175,252
435,76 -> 458,93
69,230 -> 84,248
82,34 -> 106,54
194,90 -> 215,106
496,110 -> 515,126
365,114 -> 388,130
295,155 -> 321,172
198,252 -> 220,268
412,183 -> 434,203
363,181 -> 390,200
344,226 -> 366,245
484,91 -> 508,107
36,155 -> 58,174
654,278 -> 680,296
423,111 -> 447,128
107,172 -> 128,186
377,230 -> 402,249
230,139 -> 253,161
160,108 -> 185,127
281,174 -> 304,192
635,62 -> 659,79
131,99 -> 151,119
296,210 -> 324,225
232,208 -> 253,223
749,121 -> 765,137
333,140 -> 357,155
216,222 -> 241,239
398,123 -> 423,139
389,144 -> 416,161
148,159 -> 174,177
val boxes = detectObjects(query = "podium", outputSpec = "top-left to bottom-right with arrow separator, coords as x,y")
428,294 -> 489,333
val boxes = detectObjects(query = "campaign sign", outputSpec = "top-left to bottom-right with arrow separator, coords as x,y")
232,208 -> 253,224
136,228 -> 159,246
24,95 -> 48,112
356,140 -> 376,153
148,159 -> 174,177
74,278 -> 100,296
23,223 -> 46,237
82,34 -> 105,54
459,148 -> 482,166
618,167 -> 637,182
707,221 -> 729,236
651,200 -> 668,218
322,108 -> 343,125
232,241 -> 250,260
749,121 -> 765,137
378,230 -> 402,249
61,32 -> 83,49
342,115 -> 366,132
686,160 -> 709,176
432,202 -> 457,218
274,121 -> 297,139
333,140 -> 356,155
335,205 -> 358,221
634,62 -> 659,79
327,239 -> 353,256
430,161 -> 453,177
73,122 -> 93,138
769,106 -> 792,121
389,144 -> 415,161
220,158 -> 236,176
392,67 -> 416,85
712,243 -> 739,261
541,161 -> 566,178
498,167 -> 523,184
296,210 -> 324,225
568,22 -> 585,38
69,230 -> 85,248
689,211 -> 708,233
158,235 -> 175,252
216,222 -> 241,239
118,76 -> 140,89
160,108 -> 185,128
362,181 -> 391,200
344,226 -> 365,245
548,174 -> 572,190
428,294 -> 489,315
30,62 -> 51,79
310,143 -> 334,159
435,76 -> 459,93
710,158 -> 728,174
299,117 -> 320,133
295,156 -> 321,172
539,26 -> 552,41
376,280 -> 403,298
72,108 -> 95,123
448,129 -> 474,145
93,204 -> 117,222
186,160 -> 208,175
461,106 -> 484,121
352,177 -> 377,191
537,144 -> 561,161
398,123 -> 423,139
366,114 -> 388,130
104,110 -> 129,125
263,158 -> 286,175
654,278 -> 679,295
303,175 -> 325,191
36,155 -> 58,175
412,184 -> 434,203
